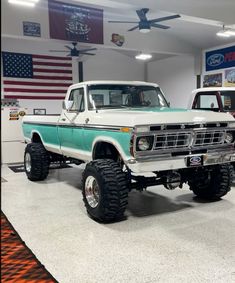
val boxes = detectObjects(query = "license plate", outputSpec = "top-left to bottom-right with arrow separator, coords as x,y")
187,155 -> 203,167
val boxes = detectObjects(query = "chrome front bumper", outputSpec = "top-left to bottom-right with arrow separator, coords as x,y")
126,150 -> 235,173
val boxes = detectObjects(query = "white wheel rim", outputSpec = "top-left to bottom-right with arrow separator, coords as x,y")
25,152 -> 31,172
85,176 -> 100,208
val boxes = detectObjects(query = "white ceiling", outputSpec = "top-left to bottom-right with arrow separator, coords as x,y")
69,0 -> 235,49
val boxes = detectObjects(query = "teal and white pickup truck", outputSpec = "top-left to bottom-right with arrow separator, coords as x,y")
22,80 -> 235,222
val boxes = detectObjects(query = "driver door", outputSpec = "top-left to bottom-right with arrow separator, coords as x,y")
58,87 -> 87,158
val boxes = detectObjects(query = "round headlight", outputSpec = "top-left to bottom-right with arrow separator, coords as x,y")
138,137 -> 150,151
225,132 -> 234,143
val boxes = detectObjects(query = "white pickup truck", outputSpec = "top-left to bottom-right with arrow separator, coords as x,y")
22,80 -> 235,222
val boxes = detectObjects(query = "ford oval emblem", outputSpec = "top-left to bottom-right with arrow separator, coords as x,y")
190,156 -> 201,165
207,54 -> 224,67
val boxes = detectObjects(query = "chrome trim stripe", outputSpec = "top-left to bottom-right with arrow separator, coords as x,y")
23,121 -> 57,126
23,121 -> 132,132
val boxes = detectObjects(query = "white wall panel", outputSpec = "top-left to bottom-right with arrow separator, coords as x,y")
83,49 -> 145,81
147,55 -> 196,108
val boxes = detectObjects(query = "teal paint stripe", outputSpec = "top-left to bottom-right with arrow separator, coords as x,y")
22,123 -> 60,146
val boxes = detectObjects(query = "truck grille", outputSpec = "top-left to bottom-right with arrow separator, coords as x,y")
153,130 -> 225,151
154,132 -> 191,150
194,131 -> 225,146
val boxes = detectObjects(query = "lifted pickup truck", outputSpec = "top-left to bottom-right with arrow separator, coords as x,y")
22,81 -> 235,222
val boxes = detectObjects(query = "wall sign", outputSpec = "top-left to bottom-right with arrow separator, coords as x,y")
111,33 -> 125,47
48,0 -> 103,44
225,68 -> 235,86
203,73 -> 222,87
206,45 -> 235,71
23,22 -> 41,37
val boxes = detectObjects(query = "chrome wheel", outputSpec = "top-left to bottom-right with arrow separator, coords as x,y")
85,176 -> 100,208
25,152 -> 31,172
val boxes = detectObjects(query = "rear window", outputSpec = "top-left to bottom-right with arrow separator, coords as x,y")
193,90 -> 235,111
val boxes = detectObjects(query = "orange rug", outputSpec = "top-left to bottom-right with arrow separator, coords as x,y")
1,211 -> 58,282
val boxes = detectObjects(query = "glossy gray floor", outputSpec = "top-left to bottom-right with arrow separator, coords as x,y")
2,164 -> 235,283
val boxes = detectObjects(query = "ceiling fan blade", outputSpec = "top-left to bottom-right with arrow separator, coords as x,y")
79,48 -> 97,52
49,50 -> 67,52
151,23 -> 170,29
150,14 -> 181,23
65,45 -> 73,50
128,25 -> 139,31
79,52 -> 95,55
136,8 -> 149,21
108,20 -> 139,23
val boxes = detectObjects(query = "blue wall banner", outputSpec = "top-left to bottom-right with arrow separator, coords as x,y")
206,45 -> 235,71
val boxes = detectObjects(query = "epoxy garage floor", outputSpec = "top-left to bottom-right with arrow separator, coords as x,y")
2,164 -> 235,283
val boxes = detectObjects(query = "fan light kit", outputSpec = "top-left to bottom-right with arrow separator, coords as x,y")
135,54 -> 152,60
216,25 -> 235,38
8,0 -> 39,7
108,8 -> 180,33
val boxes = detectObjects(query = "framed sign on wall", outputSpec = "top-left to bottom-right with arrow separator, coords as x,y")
23,22 -> 41,37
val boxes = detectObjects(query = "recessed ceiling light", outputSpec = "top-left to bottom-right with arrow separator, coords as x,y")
135,54 -> 152,60
216,30 -> 231,37
216,24 -> 235,38
225,30 -> 235,36
8,0 -> 38,6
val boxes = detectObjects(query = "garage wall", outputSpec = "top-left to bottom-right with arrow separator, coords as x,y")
147,55 -> 196,108
83,49 -> 145,81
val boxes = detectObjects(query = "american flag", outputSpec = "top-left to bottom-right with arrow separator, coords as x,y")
2,52 -> 73,99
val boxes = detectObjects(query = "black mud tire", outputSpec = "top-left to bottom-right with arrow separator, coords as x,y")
189,164 -> 233,200
82,159 -> 129,222
24,143 -> 50,181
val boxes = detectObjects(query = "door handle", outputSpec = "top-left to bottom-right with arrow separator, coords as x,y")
61,118 -> 66,121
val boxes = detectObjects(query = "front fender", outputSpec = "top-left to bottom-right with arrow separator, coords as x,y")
92,135 -> 131,161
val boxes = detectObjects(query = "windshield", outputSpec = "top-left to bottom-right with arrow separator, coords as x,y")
87,84 -> 168,110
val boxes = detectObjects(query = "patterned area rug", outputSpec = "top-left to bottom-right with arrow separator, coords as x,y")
8,163 -> 72,173
1,211 -> 58,282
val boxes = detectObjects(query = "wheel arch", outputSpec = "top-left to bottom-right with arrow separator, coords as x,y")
92,137 -> 128,162
31,131 -> 44,144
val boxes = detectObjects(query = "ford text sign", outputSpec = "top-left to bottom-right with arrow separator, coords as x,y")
206,45 -> 235,71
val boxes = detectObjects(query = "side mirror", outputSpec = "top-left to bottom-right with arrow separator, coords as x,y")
168,101 -> 170,107
62,100 -> 73,111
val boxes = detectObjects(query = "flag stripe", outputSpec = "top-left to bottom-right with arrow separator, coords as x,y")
33,59 -> 72,64
33,75 -> 73,80
33,68 -> 72,73
33,61 -> 72,67
4,81 -> 71,87
4,88 -> 67,93
5,77 -> 72,83
5,85 -> 68,90
32,54 -> 72,60
5,95 -> 65,100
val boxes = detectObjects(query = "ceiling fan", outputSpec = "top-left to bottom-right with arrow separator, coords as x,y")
49,42 -> 97,57
108,8 -> 181,33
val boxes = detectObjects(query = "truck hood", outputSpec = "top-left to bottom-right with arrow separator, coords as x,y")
89,107 -> 234,127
